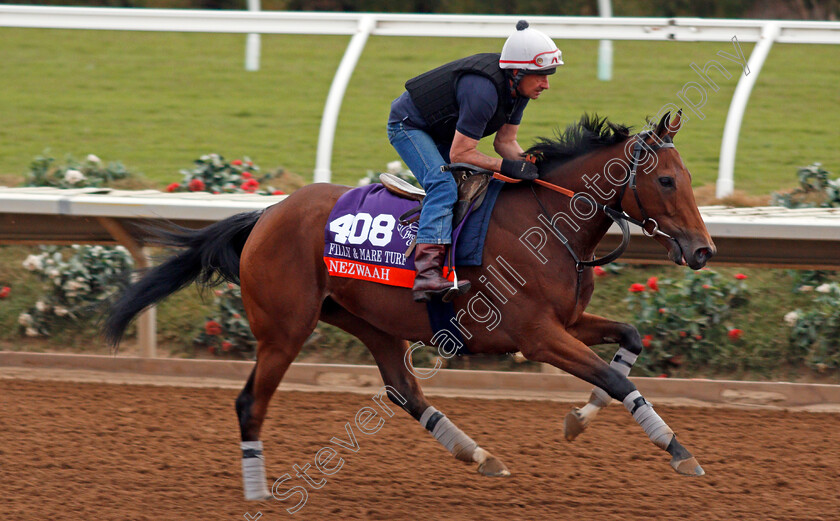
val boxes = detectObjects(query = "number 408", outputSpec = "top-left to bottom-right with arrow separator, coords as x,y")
329,212 -> 396,247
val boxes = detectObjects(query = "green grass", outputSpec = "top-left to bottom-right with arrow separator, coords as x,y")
1,29 -> 838,192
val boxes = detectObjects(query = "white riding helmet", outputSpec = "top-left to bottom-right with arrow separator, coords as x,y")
500,20 -> 563,75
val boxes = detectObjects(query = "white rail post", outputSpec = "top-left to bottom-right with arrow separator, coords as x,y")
597,0 -> 613,81
97,218 -> 157,358
717,22 -> 780,199
313,15 -> 375,183
245,0 -> 261,71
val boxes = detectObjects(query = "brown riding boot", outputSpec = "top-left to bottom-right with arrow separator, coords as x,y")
412,243 -> 471,302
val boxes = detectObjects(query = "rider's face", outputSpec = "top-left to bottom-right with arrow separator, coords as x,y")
517,73 -> 550,99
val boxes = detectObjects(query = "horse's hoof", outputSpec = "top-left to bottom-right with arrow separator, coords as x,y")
670,456 -> 705,476
477,455 -> 510,477
563,408 -> 586,442
473,448 -> 510,477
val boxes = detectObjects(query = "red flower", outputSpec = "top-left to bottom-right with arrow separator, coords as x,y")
642,334 -> 653,348
241,179 -> 259,193
657,374 -> 669,378
205,320 -> 223,336
593,266 -> 606,277
231,159 -> 243,166
221,341 -> 233,352
728,328 -> 743,340
232,313 -> 241,319
702,284 -> 711,289
166,182 -> 180,192
734,273 -> 748,280
629,283 -> 646,293
207,345 -> 216,355
658,308 -> 666,314
694,334 -> 703,340
0,286 -> 10,299
679,331 -> 687,338
241,171 -> 253,179
647,276 -> 659,291
188,178 -> 206,192
272,190 -> 286,196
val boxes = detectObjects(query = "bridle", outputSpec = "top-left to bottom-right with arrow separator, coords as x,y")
618,131 -> 675,241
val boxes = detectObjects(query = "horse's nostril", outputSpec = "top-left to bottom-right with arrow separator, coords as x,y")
695,247 -> 713,261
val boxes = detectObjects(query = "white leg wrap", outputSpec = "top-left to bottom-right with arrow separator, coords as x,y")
622,391 -> 674,450
241,441 -> 272,500
584,348 -> 639,414
610,347 -> 638,377
419,406 -> 477,462
588,387 -> 612,409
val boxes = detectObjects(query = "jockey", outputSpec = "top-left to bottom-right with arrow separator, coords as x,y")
387,20 -> 563,302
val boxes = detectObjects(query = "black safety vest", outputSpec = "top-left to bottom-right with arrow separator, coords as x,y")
405,53 -> 513,144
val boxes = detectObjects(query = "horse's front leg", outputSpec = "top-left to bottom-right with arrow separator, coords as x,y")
563,312 -> 643,442
520,320 -> 704,477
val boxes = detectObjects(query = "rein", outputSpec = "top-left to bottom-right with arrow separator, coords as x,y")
447,131 -> 676,306
493,130 -> 675,259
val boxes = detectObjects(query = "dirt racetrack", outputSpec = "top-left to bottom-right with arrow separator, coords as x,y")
2,378 -> 839,521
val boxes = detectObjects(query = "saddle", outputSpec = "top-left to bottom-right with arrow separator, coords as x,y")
380,163 -> 492,228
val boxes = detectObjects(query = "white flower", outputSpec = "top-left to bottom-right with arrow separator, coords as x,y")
22,254 -> 44,271
65,280 -> 85,291
784,311 -> 799,326
64,169 -> 86,184
35,301 -> 49,312
387,161 -> 402,174
18,313 -> 33,326
25,327 -> 40,337
86,154 -> 101,163
815,283 -> 832,293
800,285 -> 814,292
54,306 -> 69,317
46,268 -> 60,278
357,177 -> 371,187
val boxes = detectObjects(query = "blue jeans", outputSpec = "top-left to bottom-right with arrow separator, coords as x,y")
387,121 -> 456,244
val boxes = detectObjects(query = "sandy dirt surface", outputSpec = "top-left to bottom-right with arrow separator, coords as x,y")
2,378 -> 839,521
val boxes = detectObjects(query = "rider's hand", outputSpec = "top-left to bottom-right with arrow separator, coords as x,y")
500,159 -> 539,181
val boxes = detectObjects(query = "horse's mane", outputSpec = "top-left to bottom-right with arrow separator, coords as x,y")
525,114 -> 632,169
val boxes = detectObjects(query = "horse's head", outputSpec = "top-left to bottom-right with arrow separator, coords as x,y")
621,111 -> 716,269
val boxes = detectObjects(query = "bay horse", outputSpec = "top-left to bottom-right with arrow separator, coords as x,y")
104,111 -> 715,501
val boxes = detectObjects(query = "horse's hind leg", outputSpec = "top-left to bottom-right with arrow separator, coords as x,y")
236,333 -> 310,500
563,312 -> 644,441
236,294 -> 320,500
320,302 -> 509,477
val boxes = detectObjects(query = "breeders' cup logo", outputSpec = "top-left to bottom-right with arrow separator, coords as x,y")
397,221 -> 418,246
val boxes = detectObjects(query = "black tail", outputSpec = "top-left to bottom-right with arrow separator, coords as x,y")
103,210 -> 262,347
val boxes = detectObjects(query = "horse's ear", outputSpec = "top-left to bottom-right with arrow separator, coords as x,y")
656,109 -> 683,140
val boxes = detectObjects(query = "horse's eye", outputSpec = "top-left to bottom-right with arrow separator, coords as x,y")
658,177 -> 675,188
